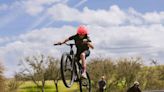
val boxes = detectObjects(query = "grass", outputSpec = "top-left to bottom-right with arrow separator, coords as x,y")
18,80 -> 81,92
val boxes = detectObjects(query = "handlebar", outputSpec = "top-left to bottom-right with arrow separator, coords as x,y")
54,43 -> 75,46
54,43 -> 75,55
54,43 -> 60,45
54,43 -> 75,49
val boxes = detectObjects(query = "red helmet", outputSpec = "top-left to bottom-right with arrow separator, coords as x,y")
77,25 -> 88,35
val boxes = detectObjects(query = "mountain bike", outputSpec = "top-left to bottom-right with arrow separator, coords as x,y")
54,43 -> 91,92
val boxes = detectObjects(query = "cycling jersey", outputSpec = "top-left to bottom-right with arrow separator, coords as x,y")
69,34 -> 91,56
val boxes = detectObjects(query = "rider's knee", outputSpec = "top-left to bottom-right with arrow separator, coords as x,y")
80,53 -> 85,58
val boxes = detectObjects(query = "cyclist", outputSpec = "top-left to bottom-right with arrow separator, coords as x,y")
55,25 -> 94,78
127,81 -> 141,92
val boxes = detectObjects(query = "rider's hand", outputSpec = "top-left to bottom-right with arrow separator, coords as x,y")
55,42 -> 62,45
83,39 -> 88,44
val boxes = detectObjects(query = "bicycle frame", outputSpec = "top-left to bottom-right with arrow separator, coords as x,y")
56,43 -> 83,78
54,43 -> 91,92
66,43 -> 82,80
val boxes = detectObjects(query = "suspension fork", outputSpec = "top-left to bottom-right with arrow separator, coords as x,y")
73,57 -> 81,79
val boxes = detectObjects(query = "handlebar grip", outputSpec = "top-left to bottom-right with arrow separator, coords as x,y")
54,43 -> 60,46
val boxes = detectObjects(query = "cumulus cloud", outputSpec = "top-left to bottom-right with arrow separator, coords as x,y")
143,12 -> 164,24
1,23 -> 164,77
1,24 -> 164,64
0,26 -> 76,77
89,24 -> 164,53
0,26 -> 76,60
48,4 -> 79,21
47,4 -> 164,26
48,4 -> 126,26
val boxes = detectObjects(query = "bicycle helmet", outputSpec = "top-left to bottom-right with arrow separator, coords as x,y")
77,25 -> 88,35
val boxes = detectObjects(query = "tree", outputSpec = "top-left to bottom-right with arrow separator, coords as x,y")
44,56 -> 60,92
6,75 -> 24,92
87,58 -> 115,92
115,57 -> 142,92
88,57 -> 142,92
18,54 -> 60,92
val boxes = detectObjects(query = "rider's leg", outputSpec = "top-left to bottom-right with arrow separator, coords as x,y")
79,50 -> 90,78
80,52 -> 87,78
80,52 -> 86,73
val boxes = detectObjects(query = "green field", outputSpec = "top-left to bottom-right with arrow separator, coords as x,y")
18,81 -> 81,92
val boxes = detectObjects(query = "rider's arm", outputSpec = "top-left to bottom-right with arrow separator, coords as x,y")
61,38 -> 69,44
87,42 -> 94,49
85,36 -> 94,49
56,38 -> 69,45
57,35 -> 76,45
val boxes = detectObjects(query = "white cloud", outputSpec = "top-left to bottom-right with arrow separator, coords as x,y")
1,24 -> 164,65
81,5 -> 126,26
126,8 -> 143,25
88,26 -> 164,65
48,4 -> 80,21
48,4 -> 126,26
1,23 -> 164,77
2,1 -> 164,25
143,12 -> 164,24
0,26 -> 76,59
0,26 -> 76,77
47,4 -> 164,26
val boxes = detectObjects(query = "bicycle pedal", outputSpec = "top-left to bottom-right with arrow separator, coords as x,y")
82,81 -> 88,86
81,76 -> 87,80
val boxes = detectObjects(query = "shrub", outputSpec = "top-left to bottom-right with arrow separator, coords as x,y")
0,61 -> 5,92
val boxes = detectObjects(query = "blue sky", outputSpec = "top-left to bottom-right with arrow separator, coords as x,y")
0,0 -> 164,77
78,0 -> 164,12
0,0 -> 164,36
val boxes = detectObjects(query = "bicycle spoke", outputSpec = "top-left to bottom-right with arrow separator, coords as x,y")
61,54 -> 75,88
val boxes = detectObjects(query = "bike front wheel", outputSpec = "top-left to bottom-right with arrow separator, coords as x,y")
60,53 -> 75,88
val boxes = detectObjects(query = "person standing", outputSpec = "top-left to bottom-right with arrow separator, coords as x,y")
98,76 -> 106,92
127,81 -> 142,92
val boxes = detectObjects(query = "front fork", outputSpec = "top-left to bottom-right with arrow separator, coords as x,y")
73,57 -> 81,80
74,57 -> 84,80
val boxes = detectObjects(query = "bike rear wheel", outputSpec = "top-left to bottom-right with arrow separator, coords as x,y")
60,53 -> 75,88
79,72 -> 91,92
